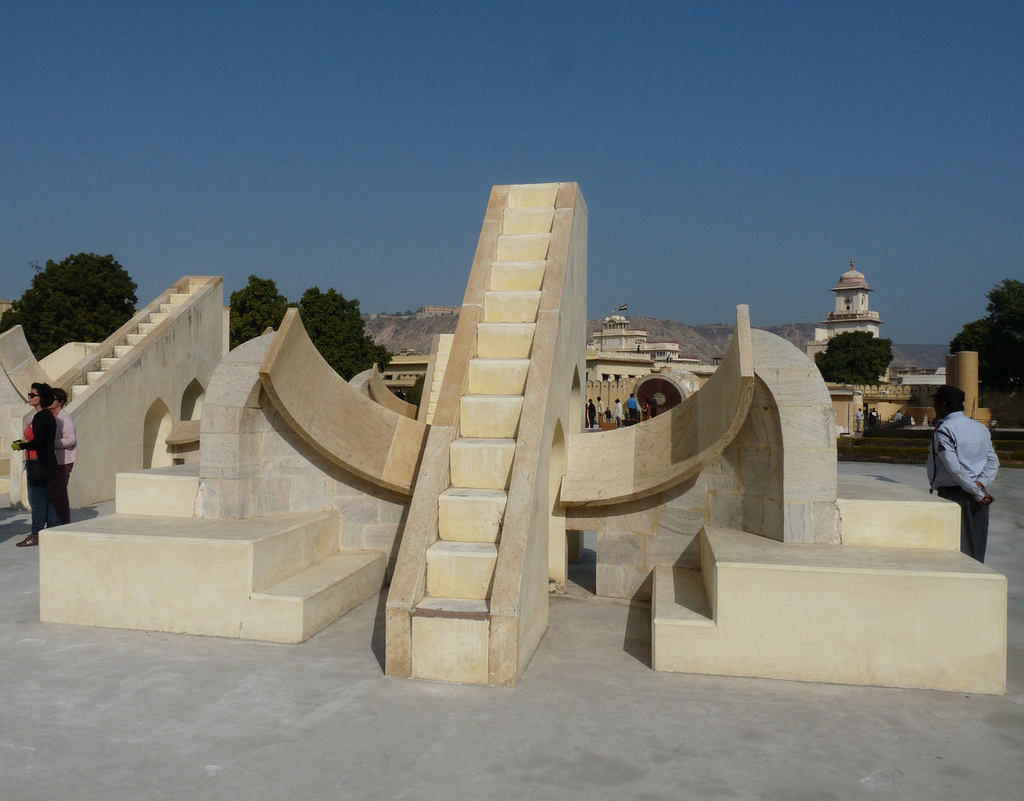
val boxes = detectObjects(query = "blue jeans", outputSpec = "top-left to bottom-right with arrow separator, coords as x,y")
27,478 -> 53,535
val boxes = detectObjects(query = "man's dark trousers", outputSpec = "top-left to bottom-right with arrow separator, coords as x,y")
936,486 -> 989,562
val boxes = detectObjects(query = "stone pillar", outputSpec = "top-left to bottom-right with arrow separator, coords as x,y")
949,351 -> 980,418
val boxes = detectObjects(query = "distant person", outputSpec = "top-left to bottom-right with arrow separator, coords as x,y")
596,397 -> 605,422
856,408 -> 863,432
587,399 -> 596,428
926,385 -> 999,562
641,401 -> 650,421
13,382 -> 57,547
613,399 -> 623,428
48,387 -> 77,526
649,395 -> 658,418
626,393 -> 640,422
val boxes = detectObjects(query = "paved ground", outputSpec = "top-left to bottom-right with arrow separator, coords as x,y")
1,463 -> 1021,800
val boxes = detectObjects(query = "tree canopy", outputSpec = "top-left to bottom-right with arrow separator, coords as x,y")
950,278 -> 1024,386
229,275 -> 289,350
0,253 -> 138,357
298,286 -> 391,380
814,331 -> 893,385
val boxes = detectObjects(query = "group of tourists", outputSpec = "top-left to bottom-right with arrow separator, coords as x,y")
11,382 -> 78,548
586,393 -> 659,428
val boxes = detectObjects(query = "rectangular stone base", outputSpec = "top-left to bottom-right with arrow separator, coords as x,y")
40,510 -> 385,643
652,526 -> 1007,694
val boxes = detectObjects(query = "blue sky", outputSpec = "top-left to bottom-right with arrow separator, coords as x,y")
2,1 -> 1021,344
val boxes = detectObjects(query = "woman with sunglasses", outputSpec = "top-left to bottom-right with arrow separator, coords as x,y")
12,382 -> 58,547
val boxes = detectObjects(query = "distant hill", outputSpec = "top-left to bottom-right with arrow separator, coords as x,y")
364,313 -> 948,370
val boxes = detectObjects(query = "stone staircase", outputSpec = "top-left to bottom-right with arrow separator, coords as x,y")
409,185 -> 555,683
652,524 -> 1007,693
41,483 -> 386,643
68,281 -> 202,402
423,334 -> 453,425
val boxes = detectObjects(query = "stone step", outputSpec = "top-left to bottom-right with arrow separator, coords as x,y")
495,233 -> 550,262
168,293 -> 191,304
71,384 -> 89,400
411,596 -> 490,684
159,303 -> 176,313
468,358 -> 530,396
490,260 -> 546,292
483,290 -> 542,323
39,510 -> 350,644
651,525 -> 1007,693
507,183 -> 558,207
126,333 -> 145,345
460,394 -> 524,439
248,550 -> 386,643
502,207 -> 554,234
113,345 -> 134,358
148,312 -> 169,324
115,464 -> 200,516
438,488 -> 507,543
449,438 -> 516,490
426,541 -> 498,600
86,371 -> 104,384
100,357 -> 119,370
476,322 -> 535,358
137,323 -> 157,335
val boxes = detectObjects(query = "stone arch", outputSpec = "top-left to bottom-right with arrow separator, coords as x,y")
180,378 -> 205,422
548,419 -> 568,589
143,399 -> 173,469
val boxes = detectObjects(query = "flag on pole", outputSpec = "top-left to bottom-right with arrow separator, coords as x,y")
618,303 -> 628,311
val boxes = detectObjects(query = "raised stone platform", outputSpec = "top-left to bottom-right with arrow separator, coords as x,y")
652,524 -> 1007,693
40,510 -> 386,643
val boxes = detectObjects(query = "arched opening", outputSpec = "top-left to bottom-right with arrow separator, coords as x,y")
143,399 -> 173,469
547,419 -> 568,591
180,378 -> 205,421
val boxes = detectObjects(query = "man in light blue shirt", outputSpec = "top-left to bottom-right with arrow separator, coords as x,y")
926,385 -> 999,562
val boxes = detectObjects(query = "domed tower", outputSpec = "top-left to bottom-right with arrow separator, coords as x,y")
807,260 -> 883,357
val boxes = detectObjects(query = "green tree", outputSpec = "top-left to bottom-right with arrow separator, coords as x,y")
403,374 -> 425,408
229,275 -> 289,349
814,331 -> 893,385
950,279 -> 1024,386
298,286 -> 391,380
0,253 -> 137,356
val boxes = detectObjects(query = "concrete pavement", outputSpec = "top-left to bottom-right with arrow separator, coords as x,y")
1,462 -> 1021,800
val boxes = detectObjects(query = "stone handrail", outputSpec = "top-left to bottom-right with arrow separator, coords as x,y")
0,325 -> 52,398
367,364 -> 418,419
561,305 -> 754,506
259,308 -> 427,495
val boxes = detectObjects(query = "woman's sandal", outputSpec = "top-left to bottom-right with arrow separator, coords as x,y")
16,533 -> 39,547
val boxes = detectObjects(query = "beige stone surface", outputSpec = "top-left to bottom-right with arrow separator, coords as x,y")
495,234 -> 550,262
449,438 -> 515,489
459,394 -> 524,438
652,526 -> 1007,693
468,358 -> 530,395
39,510 -> 386,643
411,615 -> 489,684
489,261 -> 546,292
476,322 -> 536,358
838,497 -> 960,549
259,308 -> 427,495
438,488 -> 506,542
115,464 -> 199,516
425,541 -> 498,599
501,207 -> 554,234
483,291 -> 542,323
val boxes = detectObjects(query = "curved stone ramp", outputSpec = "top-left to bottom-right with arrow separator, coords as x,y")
259,308 -> 427,495
0,324 -> 52,398
367,364 -> 418,419
560,305 -> 754,506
